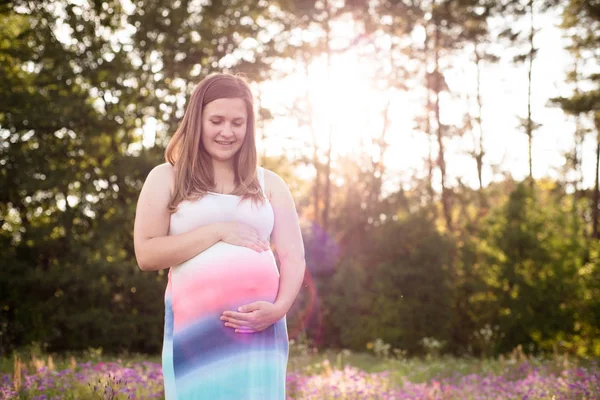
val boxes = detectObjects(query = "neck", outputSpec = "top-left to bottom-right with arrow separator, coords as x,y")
212,158 -> 236,187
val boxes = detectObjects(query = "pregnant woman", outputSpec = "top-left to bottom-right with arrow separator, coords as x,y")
133,73 -> 306,399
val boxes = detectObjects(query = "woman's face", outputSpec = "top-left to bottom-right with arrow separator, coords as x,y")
201,97 -> 248,163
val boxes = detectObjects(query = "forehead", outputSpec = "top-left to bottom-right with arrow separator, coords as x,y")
203,97 -> 247,118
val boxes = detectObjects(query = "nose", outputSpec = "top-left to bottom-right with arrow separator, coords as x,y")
220,123 -> 234,138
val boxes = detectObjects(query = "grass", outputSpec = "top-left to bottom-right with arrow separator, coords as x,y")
1,341 -> 599,399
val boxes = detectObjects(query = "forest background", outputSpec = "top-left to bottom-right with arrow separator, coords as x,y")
1,0 -> 599,360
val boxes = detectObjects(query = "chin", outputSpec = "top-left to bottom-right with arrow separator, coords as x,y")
209,149 -> 241,162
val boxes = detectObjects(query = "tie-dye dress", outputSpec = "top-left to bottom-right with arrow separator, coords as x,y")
161,167 -> 289,399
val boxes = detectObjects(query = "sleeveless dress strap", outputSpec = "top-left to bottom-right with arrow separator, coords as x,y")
257,166 -> 267,197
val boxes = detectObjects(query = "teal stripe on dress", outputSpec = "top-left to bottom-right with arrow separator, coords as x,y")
176,350 -> 285,400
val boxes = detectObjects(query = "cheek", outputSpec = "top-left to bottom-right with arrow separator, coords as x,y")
201,124 -> 216,142
200,132 -> 209,148
235,125 -> 248,140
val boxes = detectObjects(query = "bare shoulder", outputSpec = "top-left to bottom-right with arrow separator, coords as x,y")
263,168 -> 286,186
154,162 -> 174,172
152,162 -> 174,176
263,168 -> 290,201
147,162 -> 175,197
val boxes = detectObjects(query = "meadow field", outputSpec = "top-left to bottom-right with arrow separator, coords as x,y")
1,340 -> 599,400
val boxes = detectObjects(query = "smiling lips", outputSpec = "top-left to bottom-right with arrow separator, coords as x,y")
216,140 -> 234,146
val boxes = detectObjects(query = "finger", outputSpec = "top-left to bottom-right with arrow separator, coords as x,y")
235,328 -> 254,334
238,302 -> 262,312
253,233 -> 267,242
248,236 -> 265,249
248,233 -> 267,249
222,311 -> 253,321
223,318 -> 250,327
256,236 -> 269,249
245,236 -> 265,251
255,239 -> 269,251
243,239 -> 263,252
252,232 -> 269,248
224,321 -> 247,329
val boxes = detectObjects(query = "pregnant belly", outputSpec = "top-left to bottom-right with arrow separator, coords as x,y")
171,242 -> 280,332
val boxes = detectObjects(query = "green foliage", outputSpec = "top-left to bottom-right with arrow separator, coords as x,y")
0,0 -> 289,355
471,181 -> 594,355
325,212 -> 454,354
1,256 -> 166,354
1,0 -> 598,362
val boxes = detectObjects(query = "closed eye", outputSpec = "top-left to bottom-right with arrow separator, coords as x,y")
210,120 -> 244,127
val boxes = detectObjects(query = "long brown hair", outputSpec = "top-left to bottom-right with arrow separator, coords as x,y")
165,73 -> 264,213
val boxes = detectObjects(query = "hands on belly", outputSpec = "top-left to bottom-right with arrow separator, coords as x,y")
220,301 -> 285,333
218,222 -> 271,253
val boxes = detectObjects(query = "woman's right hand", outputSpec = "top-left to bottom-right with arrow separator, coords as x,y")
217,222 -> 270,252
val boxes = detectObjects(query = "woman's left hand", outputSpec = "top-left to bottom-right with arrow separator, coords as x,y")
221,301 -> 284,333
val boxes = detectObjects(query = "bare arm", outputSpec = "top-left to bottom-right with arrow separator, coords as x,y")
265,169 -> 306,316
133,163 -> 224,271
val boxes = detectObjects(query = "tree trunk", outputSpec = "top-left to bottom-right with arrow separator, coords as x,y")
424,30 -> 436,208
255,87 -> 267,161
313,150 -> 321,226
370,99 -> 391,209
302,57 -> 321,225
474,42 -> 486,210
574,118 -> 583,199
321,0 -> 333,232
572,58 -> 585,209
369,30 -> 396,212
434,23 -> 452,231
527,0 -> 535,185
593,116 -> 600,240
